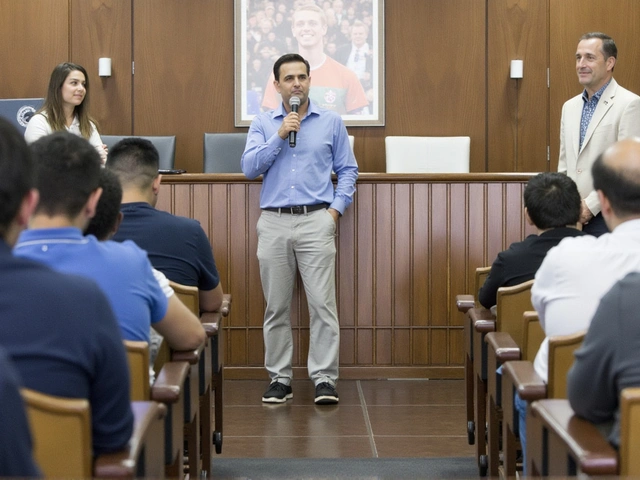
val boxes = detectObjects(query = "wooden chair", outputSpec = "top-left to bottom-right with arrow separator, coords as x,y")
487,311 -> 544,478
22,388 -> 166,478
470,279 -> 534,476
621,387 -> 640,476
169,281 -> 231,474
528,387 -> 640,476
124,340 -> 189,479
501,330 -> 585,476
456,265 -> 491,446
163,341 -> 203,478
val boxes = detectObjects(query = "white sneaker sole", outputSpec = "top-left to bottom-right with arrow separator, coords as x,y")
314,395 -> 339,405
262,393 -> 293,404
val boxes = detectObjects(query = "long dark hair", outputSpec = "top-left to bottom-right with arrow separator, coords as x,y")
39,62 -> 97,138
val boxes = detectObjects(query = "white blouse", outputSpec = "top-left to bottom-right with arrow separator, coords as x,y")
24,112 -> 107,163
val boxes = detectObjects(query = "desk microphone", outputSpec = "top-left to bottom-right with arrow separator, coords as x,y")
289,96 -> 300,148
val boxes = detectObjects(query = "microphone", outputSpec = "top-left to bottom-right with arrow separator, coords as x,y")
289,96 -> 300,148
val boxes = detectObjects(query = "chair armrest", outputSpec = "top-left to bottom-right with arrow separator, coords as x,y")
456,294 -> 475,313
475,318 -> 496,333
503,360 -> 547,401
200,313 -> 221,335
151,361 -> 189,404
171,341 -> 205,365
468,306 -> 496,333
218,294 -> 232,317
94,401 -> 167,478
485,332 -> 521,363
531,399 -> 618,476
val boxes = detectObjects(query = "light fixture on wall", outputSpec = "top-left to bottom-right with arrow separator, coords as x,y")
510,59 -> 523,79
98,57 -> 112,77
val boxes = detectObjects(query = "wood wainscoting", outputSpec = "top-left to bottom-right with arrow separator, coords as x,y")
156,173 -> 534,380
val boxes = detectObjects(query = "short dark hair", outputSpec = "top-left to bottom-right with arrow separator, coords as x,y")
30,132 -> 101,218
523,172 -> 581,229
580,32 -> 617,62
273,53 -> 310,81
593,153 -> 640,217
85,168 -> 122,240
0,118 -> 35,237
106,137 -> 159,190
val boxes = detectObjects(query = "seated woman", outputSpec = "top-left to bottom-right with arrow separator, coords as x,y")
24,62 -> 107,163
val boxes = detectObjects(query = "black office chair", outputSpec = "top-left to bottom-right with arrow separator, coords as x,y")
203,133 -> 248,173
102,135 -> 176,170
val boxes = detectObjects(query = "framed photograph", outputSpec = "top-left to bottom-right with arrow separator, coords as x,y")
235,0 -> 385,127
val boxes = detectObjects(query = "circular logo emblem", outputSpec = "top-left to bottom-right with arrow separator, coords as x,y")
17,105 -> 37,127
324,89 -> 337,104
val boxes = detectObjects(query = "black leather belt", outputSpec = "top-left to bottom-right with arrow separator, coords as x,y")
263,203 -> 329,214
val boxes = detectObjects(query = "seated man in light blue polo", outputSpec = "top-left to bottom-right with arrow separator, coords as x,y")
14,131 -> 206,351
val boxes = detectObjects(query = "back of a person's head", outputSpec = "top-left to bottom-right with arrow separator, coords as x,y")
85,168 -> 123,241
0,118 -> 35,237
106,137 -> 159,190
593,138 -> 640,218
30,131 -> 101,218
523,172 -> 581,229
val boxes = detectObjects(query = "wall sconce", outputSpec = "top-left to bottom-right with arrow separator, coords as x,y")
510,59 -> 523,79
98,57 -> 112,77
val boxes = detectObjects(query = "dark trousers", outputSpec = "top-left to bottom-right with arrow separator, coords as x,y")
583,212 -> 609,237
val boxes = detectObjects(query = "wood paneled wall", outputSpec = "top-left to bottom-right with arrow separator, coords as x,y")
156,174 -> 535,379
71,0 -> 133,135
2,1 -> 639,174
0,0 -> 69,97
487,0 -> 548,173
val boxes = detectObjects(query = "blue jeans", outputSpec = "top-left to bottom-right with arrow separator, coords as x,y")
515,393 -> 528,475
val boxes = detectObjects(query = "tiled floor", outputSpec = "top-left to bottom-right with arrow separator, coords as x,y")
218,379 -> 475,459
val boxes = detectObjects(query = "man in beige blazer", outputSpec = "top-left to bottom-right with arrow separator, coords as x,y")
559,32 -> 640,236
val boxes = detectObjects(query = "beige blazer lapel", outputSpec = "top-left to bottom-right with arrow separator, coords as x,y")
579,79 -> 617,155
566,98 -> 583,161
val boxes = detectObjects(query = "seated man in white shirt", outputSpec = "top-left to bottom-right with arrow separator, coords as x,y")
515,137 -> 640,471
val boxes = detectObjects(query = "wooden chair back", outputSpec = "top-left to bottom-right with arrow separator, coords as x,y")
476,266 -> 491,293
124,340 -> 151,401
169,281 -> 199,315
495,279 -> 534,342
154,281 -> 200,376
22,388 -> 92,478
547,331 -> 585,398
621,387 -> 640,475
522,311 -> 545,361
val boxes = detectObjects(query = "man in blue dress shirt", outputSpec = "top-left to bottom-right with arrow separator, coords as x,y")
242,53 -> 358,405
